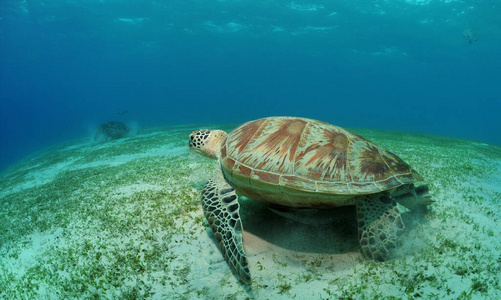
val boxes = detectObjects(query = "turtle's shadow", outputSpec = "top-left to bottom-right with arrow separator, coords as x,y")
239,197 -> 360,255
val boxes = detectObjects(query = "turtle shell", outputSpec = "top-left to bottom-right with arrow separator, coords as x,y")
220,117 -> 423,208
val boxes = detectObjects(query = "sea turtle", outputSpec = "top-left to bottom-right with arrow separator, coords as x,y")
189,117 -> 430,284
94,121 -> 130,141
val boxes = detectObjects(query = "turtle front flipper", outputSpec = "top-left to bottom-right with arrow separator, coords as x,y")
356,194 -> 405,262
201,168 -> 251,284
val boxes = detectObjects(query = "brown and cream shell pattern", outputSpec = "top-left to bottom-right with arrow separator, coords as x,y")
220,117 -> 422,208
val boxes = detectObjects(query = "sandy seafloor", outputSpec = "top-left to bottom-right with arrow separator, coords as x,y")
0,124 -> 500,299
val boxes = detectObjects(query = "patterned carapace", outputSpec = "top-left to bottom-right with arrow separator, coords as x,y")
220,117 -> 422,206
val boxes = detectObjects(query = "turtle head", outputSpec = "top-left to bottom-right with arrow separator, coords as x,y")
189,129 -> 227,159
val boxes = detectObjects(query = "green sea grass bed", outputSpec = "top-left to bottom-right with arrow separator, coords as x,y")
1,125 -> 500,299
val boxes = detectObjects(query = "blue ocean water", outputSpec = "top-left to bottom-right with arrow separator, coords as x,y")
1,0 -> 500,172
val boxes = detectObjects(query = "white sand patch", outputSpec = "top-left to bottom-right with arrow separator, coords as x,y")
74,146 -> 186,170
1,228 -> 64,277
0,158 -> 78,197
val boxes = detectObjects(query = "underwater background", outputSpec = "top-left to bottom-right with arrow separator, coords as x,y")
1,0 -> 500,172
1,1 -> 501,299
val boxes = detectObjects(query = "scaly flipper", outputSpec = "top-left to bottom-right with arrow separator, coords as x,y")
356,194 -> 405,262
201,168 -> 251,284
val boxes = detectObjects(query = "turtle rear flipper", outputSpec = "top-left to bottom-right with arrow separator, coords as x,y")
356,195 -> 405,262
201,168 -> 251,284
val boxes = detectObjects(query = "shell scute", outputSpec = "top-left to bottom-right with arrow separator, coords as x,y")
229,118 -> 306,174
235,163 -> 252,178
295,125 -> 352,182
280,175 -> 311,190
351,142 -> 390,182
230,118 -> 266,155
252,170 -> 280,185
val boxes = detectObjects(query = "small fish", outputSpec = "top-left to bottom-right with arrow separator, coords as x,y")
463,29 -> 478,44
117,110 -> 128,115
